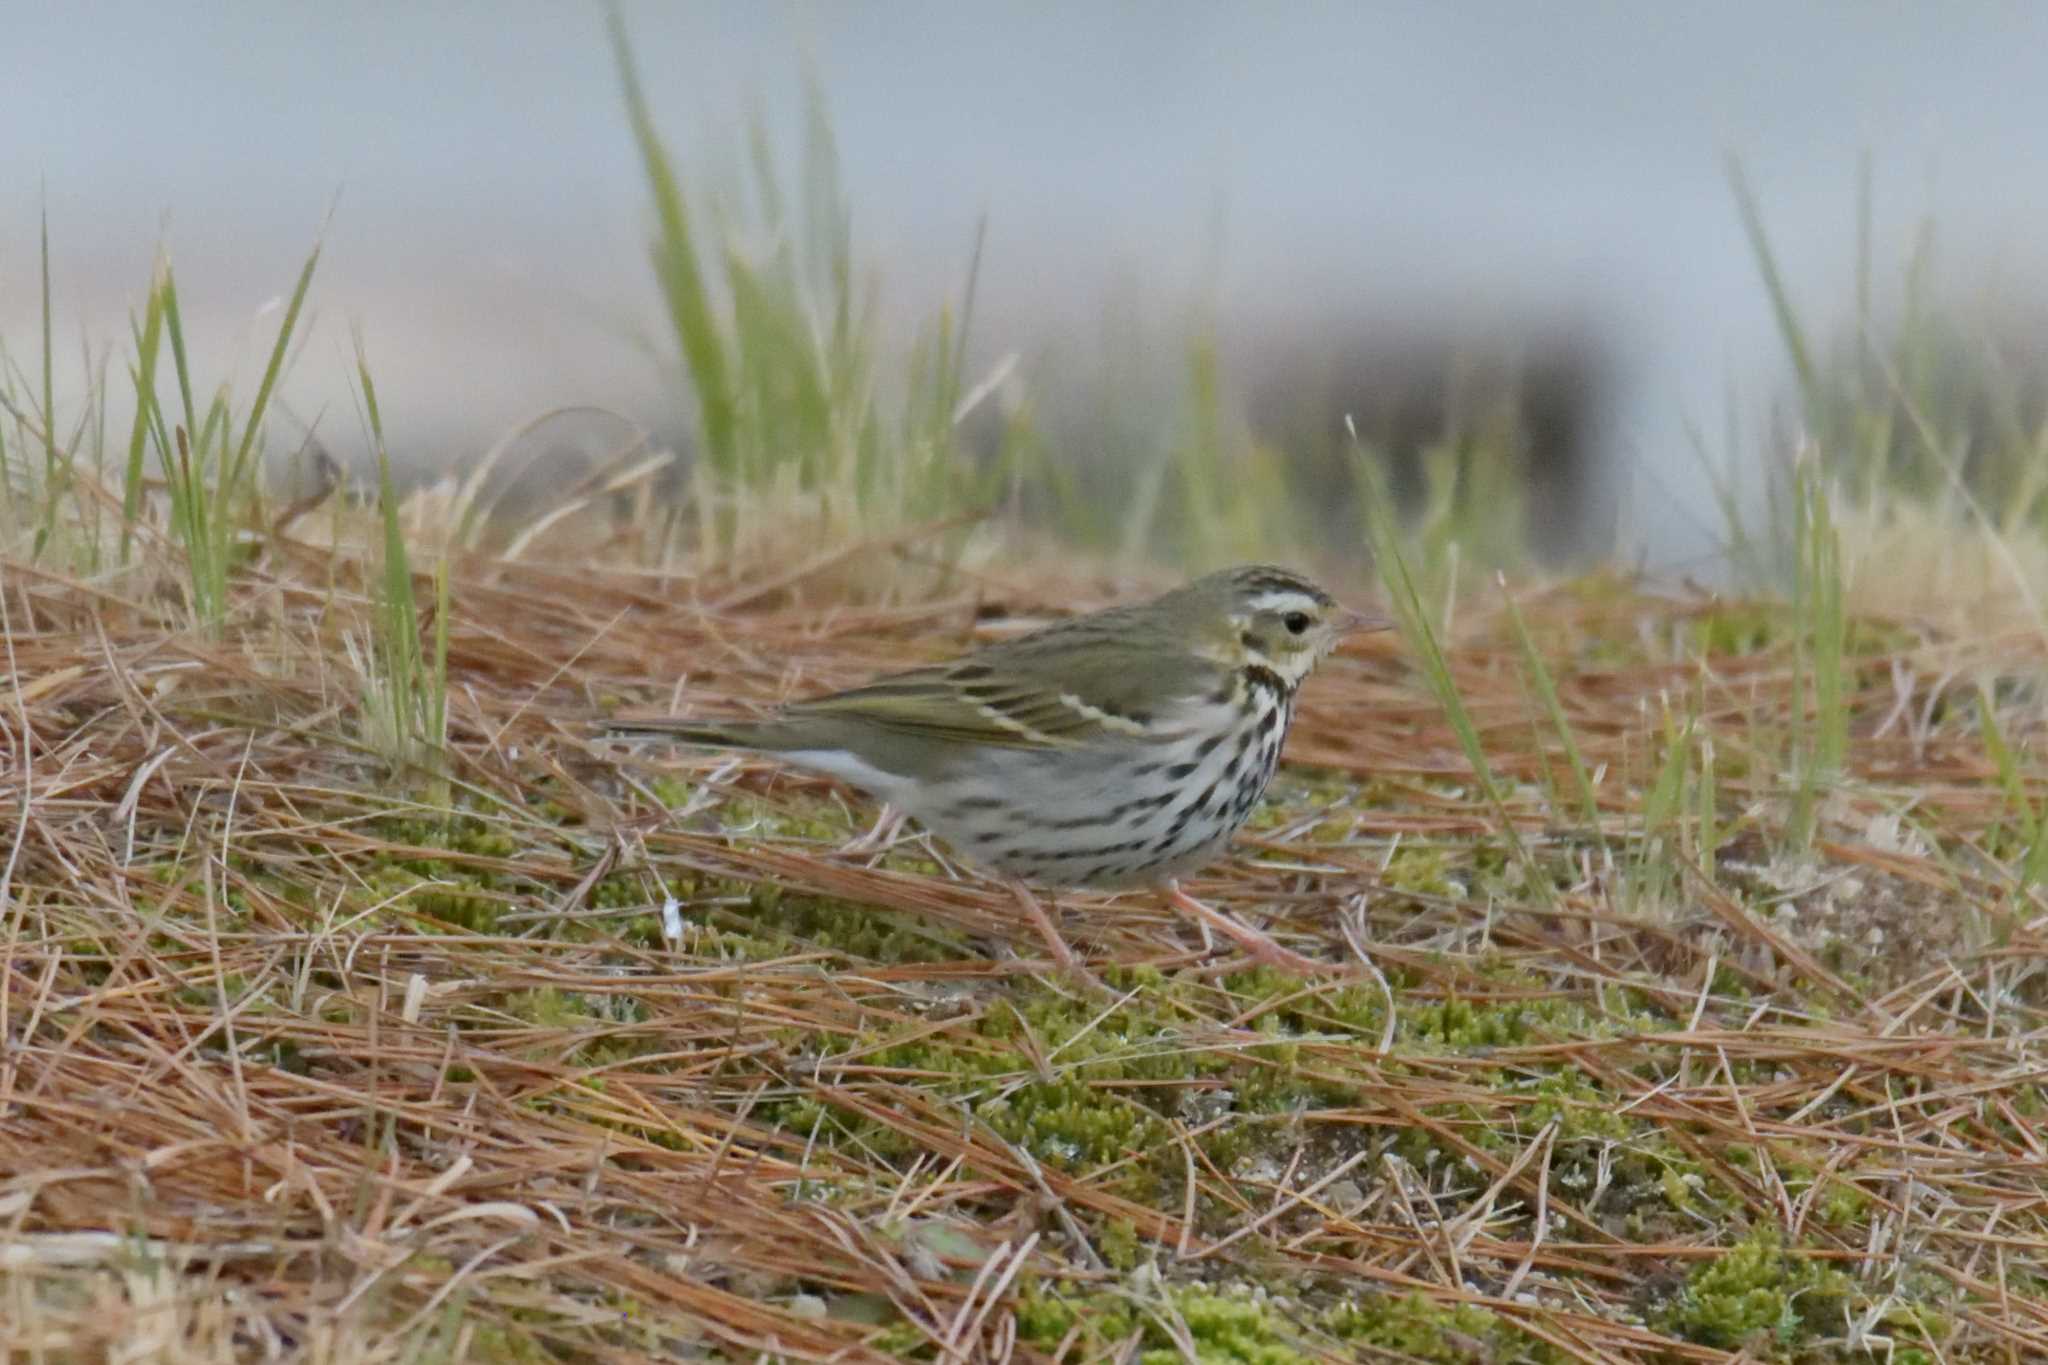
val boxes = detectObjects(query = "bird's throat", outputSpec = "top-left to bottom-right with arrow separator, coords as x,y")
1240,662 -> 1293,703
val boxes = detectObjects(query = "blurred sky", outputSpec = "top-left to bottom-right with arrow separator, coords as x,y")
6,1 -> 2048,566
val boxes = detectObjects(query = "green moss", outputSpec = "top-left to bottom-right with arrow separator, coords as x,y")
1397,976 -> 1638,1053
1379,978 -> 1702,1209
177,971 -> 257,1011
706,791 -> 857,845
1659,1165 -> 1704,1215
1017,1282 -> 1545,1365
489,986 -> 658,1068
1325,1292 -> 1538,1363
458,1325 -> 554,1363
1521,1069 -> 1632,1143
771,969 -> 1391,1206
1099,1217 -> 1141,1272
1779,1156 -> 1871,1228
1165,1293 -> 1311,1365
1404,993 -> 1540,1049
865,1320 -> 941,1358
1018,1284 -> 1311,1364
1222,966 -> 1390,1037
1652,1231 -> 1853,1352
1689,604 -> 1791,659
677,875 -> 962,964
501,986 -> 594,1030
647,775 -> 696,809
1377,844 -> 1461,897
359,811 -> 531,932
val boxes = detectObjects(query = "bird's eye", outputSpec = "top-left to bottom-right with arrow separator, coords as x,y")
1282,611 -> 1311,635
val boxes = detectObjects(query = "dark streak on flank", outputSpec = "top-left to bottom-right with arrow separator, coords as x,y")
1046,810 -> 1108,831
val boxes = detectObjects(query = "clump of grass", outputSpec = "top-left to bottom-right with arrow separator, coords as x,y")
1501,577 -> 1604,838
139,245 -> 320,631
1785,453 -> 1847,848
350,336 -> 449,786
1631,686 -> 1708,908
609,12 -> 1556,583
1726,156 -> 2048,621
1356,422 -> 1547,901
609,11 -> 1005,569
1129,324 -> 1302,571
2,231 -> 320,608
1977,688 -> 2048,888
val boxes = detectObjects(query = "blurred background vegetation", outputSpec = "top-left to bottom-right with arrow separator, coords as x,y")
4,4 -> 2048,608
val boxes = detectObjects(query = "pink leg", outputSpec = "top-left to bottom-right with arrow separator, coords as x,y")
838,804 -> 908,857
1008,881 -> 1079,972
1164,882 -> 1330,974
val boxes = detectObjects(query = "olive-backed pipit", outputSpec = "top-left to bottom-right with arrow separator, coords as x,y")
613,565 -> 1389,971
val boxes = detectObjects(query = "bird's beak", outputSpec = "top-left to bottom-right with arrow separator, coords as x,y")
1336,606 -> 1396,635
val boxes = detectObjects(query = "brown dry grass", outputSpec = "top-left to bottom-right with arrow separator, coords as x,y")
4,530 -> 2048,1363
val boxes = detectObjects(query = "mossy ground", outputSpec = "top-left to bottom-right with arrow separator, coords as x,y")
4,556 -> 2045,1362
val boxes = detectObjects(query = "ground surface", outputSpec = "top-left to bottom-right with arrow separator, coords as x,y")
4,550 -> 2047,1362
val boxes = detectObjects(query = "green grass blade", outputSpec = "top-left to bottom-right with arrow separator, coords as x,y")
1803,470 -> 1846,778
1727,155 -> 1820,421
1500,577 -> 1602,833
1695,727 -> 1718,867
430,555 -> 449,756
376,441 -> 417,754
1785,461 -> 1846,849
39,200 -> 56,483
608,5 -> 735,477
230,240 -> 321,486
33,197 -> 60,558
1978,689 -> 2048,885
1642,704 -> 1690,834
160,266 -> 198,449
1356,425 -> 1541,896
121,260 -> 169,564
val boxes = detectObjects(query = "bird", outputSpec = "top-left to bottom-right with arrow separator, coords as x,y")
610,564 -> 1391,973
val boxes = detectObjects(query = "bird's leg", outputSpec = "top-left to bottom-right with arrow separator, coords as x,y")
838,803 -> 908,858
1006,880 -> 1080,973
1163,881 -> 1330,975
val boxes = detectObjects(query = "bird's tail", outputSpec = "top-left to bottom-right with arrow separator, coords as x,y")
604,715 -> 785,751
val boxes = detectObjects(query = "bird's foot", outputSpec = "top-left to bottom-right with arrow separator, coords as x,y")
838,804 -> 910,858
1005,881 -> 1112,990
1163,883 -> 1334,976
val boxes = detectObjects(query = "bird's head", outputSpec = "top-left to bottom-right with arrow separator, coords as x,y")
1176,564 -> 1393,688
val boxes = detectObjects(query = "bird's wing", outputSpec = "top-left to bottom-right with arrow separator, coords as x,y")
782,634 -> 1221,749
